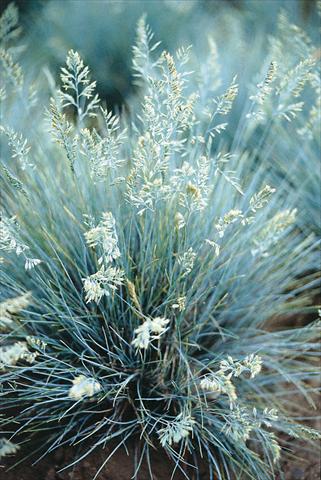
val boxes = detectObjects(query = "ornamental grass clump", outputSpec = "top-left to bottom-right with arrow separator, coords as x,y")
0,7 -> 320,480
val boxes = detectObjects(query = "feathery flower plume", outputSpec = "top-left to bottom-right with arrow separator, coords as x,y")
0,292 -> 31,331
83,266 -> 124,303
132,317 -> 170,350
0,341 -> 37,370
68,375 -> 101,401
158,413 -> 195,447
85,212 -> 120,265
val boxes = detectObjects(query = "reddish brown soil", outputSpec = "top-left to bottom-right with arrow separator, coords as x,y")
1,441 -> 207,480
1,436 -> 320,480
276,442 -> 320,480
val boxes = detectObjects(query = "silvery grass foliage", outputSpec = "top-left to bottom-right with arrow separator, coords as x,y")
2,1 -> 320,237
235,8 -> 321,237
0,7 -> 321,480
0,0 -> 44,183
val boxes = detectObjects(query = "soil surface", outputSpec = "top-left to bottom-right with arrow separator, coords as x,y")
1,436 -> 320,480
276,441 -> 320,480
1,441 -> 205,480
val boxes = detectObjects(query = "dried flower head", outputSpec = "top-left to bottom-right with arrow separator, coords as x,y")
68,374 -> 102,401
0,341 -> 37,370
132,316 -> 170,350
158,413 -> 195,447
83,266 -> 124,303
85,212 -> 121,264
0,292 -> 31,331
178,247 -> 196,277
0,438 -> 20,459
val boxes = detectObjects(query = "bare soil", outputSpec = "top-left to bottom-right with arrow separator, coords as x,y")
1,441 -> 205,480
1,435 -> 320,480
276,440 -> 320,480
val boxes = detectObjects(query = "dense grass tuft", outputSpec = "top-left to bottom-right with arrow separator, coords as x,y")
0,5 -> 320,479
